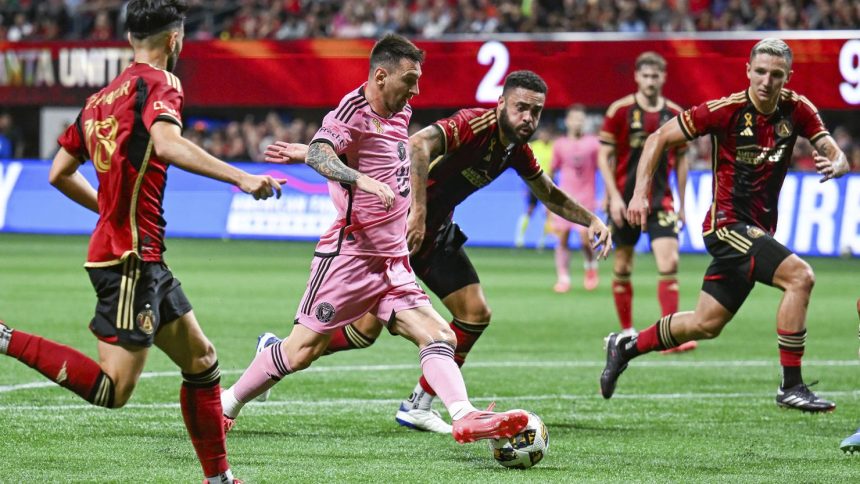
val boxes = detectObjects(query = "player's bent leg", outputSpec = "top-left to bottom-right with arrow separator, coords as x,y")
612,247 -> 635,334
554,229 -> 572,293
600,292 -> 732,399
96,340 -> 149,408
402,284 -> 492,423
0,320 -> 132,409
155,311 -> 238,483
392,306 -> 527,442
325,312 -> 382,354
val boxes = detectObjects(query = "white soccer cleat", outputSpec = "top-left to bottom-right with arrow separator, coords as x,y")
254,332 -> 281,402
395,403 -> 453,434
620,327 -> 638,339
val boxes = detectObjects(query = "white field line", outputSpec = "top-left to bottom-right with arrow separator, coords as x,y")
2,391 -> 860,413
0,358 -> 857,395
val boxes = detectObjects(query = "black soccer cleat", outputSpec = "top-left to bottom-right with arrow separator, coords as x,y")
775,381 -> 836,413
600,332 -> 632,399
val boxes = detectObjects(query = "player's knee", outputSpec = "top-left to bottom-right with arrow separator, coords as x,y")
793,264 -> 815,293
692,319 -> 724,340
110,380 -> 136,409
461,303 -> 491,324
190,342 -> 217,371
437,325 -> 457,347
286,345 -> 322,372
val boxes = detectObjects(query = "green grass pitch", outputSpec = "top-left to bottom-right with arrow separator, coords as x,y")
0,233 -> 858,482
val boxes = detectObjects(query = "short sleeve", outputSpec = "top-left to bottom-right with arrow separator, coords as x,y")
678,99 -> 728,141
513,144 -> 543,181
599,110 -> 620,146
794,95 -> 829,144
433,109 -> 477,155
312,109 -> 358,155
142,71 -> 184,130
56,111 -> 88,160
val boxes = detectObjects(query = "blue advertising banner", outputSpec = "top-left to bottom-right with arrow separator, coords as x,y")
1,160 -> 858,257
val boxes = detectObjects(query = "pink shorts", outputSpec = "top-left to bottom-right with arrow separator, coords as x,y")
295,254 -> 431,334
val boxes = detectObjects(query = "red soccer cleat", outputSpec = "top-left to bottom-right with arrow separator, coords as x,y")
452,403 -> 529,444
583,268 -> 599,291
223,415 -> 235,433
202,479 -> 242,484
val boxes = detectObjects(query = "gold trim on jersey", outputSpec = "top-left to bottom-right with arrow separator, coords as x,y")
468,110 -> 496,135
163,71 -> 183,93
84,251 -> 137,268
705,92 -> 746,112
605,94 -> 635,119
703,134 -> 719,236
809,130 -> 830,144
598,130 -> 616,145
129,140 -> 154,257
427,154 -> 444,175
116,256 -> 142,330
716,227 -> 752,254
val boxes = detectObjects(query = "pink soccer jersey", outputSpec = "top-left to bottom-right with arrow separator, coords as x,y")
552,134 -> 600,212
311,84 -> 413,257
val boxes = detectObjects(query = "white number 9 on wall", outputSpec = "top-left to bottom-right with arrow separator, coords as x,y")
839,39 -> 860,105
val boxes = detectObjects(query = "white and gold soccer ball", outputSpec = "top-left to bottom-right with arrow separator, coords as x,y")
488,411 -> 549,469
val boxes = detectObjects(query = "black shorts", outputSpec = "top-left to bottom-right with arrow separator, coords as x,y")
701,223 -> 793,314
411,220 -> 480,300
87,257 -> 193,347
610,210 -> 679,247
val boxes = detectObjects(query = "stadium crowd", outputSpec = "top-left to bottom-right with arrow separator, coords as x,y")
1,0 -> 859,41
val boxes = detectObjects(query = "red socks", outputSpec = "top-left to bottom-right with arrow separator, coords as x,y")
612,273 -> 633,330
657,272 -> 679,316
180,363 -> 229,478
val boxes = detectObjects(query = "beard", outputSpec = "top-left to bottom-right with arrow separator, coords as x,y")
499,109 -> 534,145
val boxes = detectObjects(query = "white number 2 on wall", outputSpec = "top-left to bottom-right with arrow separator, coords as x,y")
476,41 -> 510,104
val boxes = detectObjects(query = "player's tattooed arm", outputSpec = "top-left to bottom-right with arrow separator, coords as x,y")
306,141 -> 395,209
527,172 -> 594,226
528,172 -> 612,258
812,135 -> 850,183
406,126 -> 445,253
306,141 -> 361,184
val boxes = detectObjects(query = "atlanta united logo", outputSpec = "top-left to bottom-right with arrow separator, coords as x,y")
747,226 -> 765,239
136,308 -> 155,335
776,119 -> 792,138
315,302 -> 336,323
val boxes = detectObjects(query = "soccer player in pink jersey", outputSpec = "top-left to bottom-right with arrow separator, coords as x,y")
220,34 -> 529,444
260,70 -> 612,434
549,104 -> 602,293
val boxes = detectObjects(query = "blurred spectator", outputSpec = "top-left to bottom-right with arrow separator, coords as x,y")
3,0 -> 859,40
0,113 -> 25,159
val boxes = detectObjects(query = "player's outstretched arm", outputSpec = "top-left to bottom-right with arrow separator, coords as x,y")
597,143 -> 626,227
264,141 -> 308,164
406,126 -> 445,253
628,118 -> 688,230
48,147 -> 98,213
306,141 -> 394,210
812,135 -> 850,183
527,172 -> 612,259
150,121 -> 285,200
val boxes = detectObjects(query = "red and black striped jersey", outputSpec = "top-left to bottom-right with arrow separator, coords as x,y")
57,62 -> 184,266
678,88 -> 829,236
426,108 -> 542,230
599,94 -> 685,211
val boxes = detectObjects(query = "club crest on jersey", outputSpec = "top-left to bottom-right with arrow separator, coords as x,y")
397,141 -> 406,161
631,109 -> 642,130
136,307 -> 155,335
776,119 -> 792,138
315,302 -> 336,323
746,226 -> 765,239
371,118 -> 384,134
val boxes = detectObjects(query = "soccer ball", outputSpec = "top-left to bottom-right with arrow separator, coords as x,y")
488,411 -> 549,469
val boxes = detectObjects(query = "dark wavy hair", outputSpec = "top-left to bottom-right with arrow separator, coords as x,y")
502,70 -> 547,95
127,0 -> 188,39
